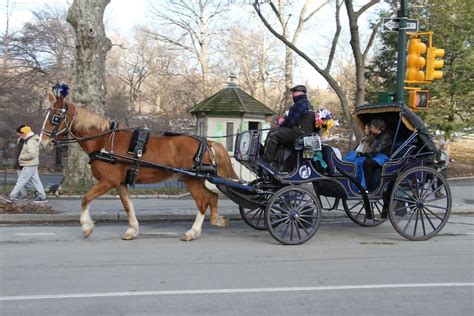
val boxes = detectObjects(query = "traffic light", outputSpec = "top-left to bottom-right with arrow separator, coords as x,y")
425,46 -> 445,81
405,37 -> 427,82
408,89 -> 429,110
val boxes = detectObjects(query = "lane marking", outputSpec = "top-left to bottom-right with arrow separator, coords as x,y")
1,283 -> 473,301
15,233 -> 56,236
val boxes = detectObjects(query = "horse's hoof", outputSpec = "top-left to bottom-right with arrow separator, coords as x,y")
180,229 -> 200,241
213,216 -> 230,227
122,233 -> 136,240
83,228 -> 93,238
122,229 -> 138,240
180,234 -> 193,241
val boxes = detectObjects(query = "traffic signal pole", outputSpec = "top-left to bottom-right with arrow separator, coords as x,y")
395,0 -> 408,103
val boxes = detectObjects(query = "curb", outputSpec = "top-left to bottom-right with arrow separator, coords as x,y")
447,176 -> 474,181
1,210 -> 472,225
51,192 -> 192,200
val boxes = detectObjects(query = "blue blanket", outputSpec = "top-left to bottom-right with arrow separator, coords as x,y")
344,151 -> 389,191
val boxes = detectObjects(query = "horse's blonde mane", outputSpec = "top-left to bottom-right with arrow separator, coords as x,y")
73,106 -> 109,132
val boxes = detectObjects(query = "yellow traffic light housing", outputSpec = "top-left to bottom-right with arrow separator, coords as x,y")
407,89 -> 429,110
405,32 -> 445,84
425,47 -> 445,81
405,37 -> 427,83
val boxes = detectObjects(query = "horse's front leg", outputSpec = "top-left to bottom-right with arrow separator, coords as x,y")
117,185 -> 139,240
81,180 -> 112,238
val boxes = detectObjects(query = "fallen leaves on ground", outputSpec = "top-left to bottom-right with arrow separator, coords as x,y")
0,201 -> 57,214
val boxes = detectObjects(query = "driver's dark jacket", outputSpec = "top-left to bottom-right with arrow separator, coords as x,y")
280,94 -> 315,134
366,131 -> 392,157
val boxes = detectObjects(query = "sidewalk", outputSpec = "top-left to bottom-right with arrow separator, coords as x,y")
1,178 -> 473,224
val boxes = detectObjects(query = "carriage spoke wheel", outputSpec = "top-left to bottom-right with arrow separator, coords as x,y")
238,180 -> 273,230
343,199 -> 387,227
388,166 -> 451,241
239,204 -> 268,230
265,186 -> 322,245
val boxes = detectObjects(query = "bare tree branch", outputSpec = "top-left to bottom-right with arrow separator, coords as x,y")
355,0 -> 380,19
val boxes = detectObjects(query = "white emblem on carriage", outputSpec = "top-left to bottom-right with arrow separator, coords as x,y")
299,165 -> 311,179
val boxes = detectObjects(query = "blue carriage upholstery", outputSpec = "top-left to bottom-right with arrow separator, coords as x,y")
322,146 -> 357,177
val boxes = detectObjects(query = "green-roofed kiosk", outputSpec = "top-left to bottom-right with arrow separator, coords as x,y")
189,75 -> 274,180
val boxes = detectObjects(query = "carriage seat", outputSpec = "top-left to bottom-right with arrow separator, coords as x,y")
322,146 -> 357,177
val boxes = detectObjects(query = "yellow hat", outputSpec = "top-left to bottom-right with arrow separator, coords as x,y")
20,126 -> 32,134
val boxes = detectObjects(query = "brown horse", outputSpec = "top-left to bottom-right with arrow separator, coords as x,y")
40,92 -> 237,241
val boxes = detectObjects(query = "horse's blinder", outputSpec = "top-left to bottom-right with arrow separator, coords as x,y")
41,102 -> 70,143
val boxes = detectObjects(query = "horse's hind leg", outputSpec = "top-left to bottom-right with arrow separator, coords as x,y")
180,177 -> 226,241
117,184 -> 139,240
180,178 -> 207,241
81,180 -> 112,238
208,187 -> 229,228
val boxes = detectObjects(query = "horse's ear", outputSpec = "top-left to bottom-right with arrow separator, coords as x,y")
47,92 -> 56,104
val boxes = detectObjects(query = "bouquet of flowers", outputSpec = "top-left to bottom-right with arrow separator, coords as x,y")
315,108 -> 334,136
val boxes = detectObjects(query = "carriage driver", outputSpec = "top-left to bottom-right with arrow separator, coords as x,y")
263,85 -> 315,164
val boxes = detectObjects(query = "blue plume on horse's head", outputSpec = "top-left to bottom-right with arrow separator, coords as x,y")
60,83 -> 69,97
52,82 -> 69,98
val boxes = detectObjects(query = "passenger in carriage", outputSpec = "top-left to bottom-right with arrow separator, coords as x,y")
343,124 -> 373,189
263,85 -> 315,164
344,124 -> 372,161
343,119 -> 391,191
360,119 -> 392,191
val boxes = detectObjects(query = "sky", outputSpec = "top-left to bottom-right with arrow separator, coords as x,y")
1,0 -> 383,89
1,0 -> 146,34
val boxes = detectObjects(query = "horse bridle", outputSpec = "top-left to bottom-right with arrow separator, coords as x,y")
40,98 -> 78,145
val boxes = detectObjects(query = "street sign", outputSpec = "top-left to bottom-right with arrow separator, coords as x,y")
383,18 -> 419,32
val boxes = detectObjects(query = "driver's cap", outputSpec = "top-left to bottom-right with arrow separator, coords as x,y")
290,85 -> 307,93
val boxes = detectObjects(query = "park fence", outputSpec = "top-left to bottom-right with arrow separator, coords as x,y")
0,143 -> 184,194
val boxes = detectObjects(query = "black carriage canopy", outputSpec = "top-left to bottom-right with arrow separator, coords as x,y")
353,102 -> 436,154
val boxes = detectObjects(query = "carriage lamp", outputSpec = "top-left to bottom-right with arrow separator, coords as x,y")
52,83 -> 62,98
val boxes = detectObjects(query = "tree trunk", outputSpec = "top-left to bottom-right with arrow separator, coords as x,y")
344,0 -> 381,108
199,0 -> 209,92
2,0 -> 10,70
64,0 -> 112,188
283,46 -> 294,109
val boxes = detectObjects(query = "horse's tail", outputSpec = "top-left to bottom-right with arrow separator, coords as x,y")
210,141 -> 238,180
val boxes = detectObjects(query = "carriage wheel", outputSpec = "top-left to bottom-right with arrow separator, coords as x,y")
388,166 -> 451,241
343,199 -> 387,227
239,205 -> 267,230
238,180 -> 273,230
265,186 -> 322,245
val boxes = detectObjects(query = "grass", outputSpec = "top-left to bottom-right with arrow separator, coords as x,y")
448,137 -> 474,178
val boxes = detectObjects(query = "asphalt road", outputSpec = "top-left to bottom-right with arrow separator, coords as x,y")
0,215 -> 473,315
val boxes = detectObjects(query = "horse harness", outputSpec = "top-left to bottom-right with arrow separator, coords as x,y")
89,129 -> 217,187
125,128 -> 150,187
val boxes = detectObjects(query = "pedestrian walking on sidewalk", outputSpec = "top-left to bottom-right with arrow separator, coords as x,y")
8,125 -> 47,203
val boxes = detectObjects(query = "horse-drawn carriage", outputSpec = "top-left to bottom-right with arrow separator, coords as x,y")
228,102 -> 451,244
41,84 -> 451,245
